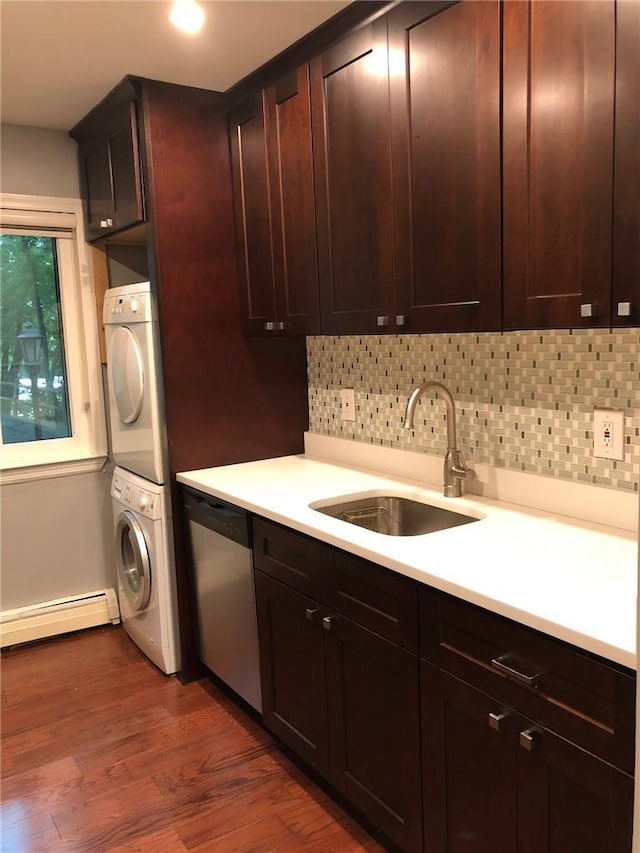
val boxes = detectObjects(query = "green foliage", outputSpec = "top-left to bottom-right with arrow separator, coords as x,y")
0,234 -> 70,436
1,235 -> 57,373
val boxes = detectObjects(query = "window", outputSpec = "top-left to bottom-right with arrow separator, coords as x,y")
0,195 -> 106,477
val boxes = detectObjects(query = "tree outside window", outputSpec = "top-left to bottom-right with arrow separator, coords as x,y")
0,234 -> 71,444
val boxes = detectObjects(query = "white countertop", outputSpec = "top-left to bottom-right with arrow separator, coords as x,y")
177,450 -> 638,670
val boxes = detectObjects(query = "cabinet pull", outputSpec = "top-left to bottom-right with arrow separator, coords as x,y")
264,321 -> 276,331
488,711 -> 509,732
580,302 -> 595,319
617,302 -> 632,317
520,728 -> 538,752
100,218 -> 113,228
322,615 -> 338,631
490,654 -> 542,688
396,314 -> 407,327
376,315 -> 389,327
276,321 -> 286,331
305,608 -> 318,622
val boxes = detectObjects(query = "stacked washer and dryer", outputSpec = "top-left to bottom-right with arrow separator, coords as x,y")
103,282 -> 180,675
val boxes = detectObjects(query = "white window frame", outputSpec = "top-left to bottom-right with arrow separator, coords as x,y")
0,193 -> 107,483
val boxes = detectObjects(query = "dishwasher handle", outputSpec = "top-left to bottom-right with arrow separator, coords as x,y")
182,487 -> 250,548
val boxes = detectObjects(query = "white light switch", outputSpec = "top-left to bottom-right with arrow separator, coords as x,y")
593,408 -> 624,461
340,388 -> 356,421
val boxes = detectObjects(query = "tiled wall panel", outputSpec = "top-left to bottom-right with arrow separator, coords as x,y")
307,330 -> 640,492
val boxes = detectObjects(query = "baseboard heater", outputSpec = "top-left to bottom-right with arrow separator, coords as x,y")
0,588 -> 120,648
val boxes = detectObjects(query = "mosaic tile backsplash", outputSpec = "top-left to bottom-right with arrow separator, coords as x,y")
307,330 -> 640,493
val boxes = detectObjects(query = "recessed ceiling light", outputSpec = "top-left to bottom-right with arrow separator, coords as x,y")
169,0 -> 205,35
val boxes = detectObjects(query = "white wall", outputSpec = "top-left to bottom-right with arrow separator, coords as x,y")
0,124 -> 115,613
1,470 -> 115,609
0,124 -> 80,197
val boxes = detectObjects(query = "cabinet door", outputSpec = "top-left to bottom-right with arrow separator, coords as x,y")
79,141 -> 112,241
254,570 -> 330,777
503,0 -> 615,329
326,615 -> 422,853
311,21 -> 395,335
265,66 -> 320,335
389,1 -> 502,333
612,0 -> 640,326
422,662 -> 518,853
517,720 -> 633,853
229,91 -> 278,335
106,99 -> 144,235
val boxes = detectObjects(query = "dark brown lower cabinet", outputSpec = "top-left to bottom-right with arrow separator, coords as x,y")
421,662 -> 633,853
517,717 -> 633,853
422,662 -> 518,851
255,569 -> 422,852
255,526 -> 634,852
254,570 -> 330,777
326,613 -> 422,853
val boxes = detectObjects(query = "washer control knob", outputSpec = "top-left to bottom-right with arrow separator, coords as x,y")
138,495 -> 149,510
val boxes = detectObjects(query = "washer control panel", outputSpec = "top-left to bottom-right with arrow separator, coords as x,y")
111,470 -> 165,521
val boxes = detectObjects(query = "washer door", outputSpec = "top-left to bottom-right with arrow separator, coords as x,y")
108,326 -> 144,425
116,510 -> 152,611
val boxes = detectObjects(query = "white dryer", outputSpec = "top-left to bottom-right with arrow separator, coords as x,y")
103,281 -> 167,485
111,466 -> 180,675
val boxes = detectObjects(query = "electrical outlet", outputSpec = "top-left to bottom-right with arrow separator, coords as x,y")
593,408 -> 624,461
340,388 -> 356,422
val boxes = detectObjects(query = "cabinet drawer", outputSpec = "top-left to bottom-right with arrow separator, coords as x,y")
251,518 -> 323,600
420,587 -> 635,773
325,546 -> 418,652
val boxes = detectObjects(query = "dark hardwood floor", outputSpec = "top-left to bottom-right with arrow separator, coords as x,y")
0,625 -> 385,852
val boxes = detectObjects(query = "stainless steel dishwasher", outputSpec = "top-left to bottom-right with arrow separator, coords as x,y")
183,488 -> 262,712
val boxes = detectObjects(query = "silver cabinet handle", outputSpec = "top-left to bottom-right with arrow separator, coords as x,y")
580,302 -> 595,318
376,315 -> 389,327
617,302 -> 632,317
396,314 -> 406,326
276,321 -> 286,331
491,654 -> 542,688
264,321 -> 276,331
322,615 -> 338,631
520,728 -> 538,752
305,608 -> 318,622
488,711 -> 509,732
100,218 -> 113,228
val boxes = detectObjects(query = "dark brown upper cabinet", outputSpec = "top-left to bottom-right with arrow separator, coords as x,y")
310,21 -> 396,335
230,65 -> 320,336
502,0 -> 616,330
70,80 -> 145,242
223,0 -> 638,335
389,0 -> 502,333
612,0 -> 640,327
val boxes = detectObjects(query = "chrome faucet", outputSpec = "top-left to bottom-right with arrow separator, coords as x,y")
403,381 -> 470,498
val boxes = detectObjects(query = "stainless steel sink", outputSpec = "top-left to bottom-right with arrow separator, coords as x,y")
313,495 -> 480,537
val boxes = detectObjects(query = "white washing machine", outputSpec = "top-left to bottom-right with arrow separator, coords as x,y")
103,281 -> 167,485
111,466 -> 180,675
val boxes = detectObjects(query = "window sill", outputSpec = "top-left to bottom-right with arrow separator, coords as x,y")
0,454 -> 108,485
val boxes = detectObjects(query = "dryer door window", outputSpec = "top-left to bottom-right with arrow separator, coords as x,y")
116,510 -> 152,611
108,326 -> 144,424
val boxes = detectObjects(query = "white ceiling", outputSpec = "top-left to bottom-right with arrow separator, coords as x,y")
0,0 -> 350,132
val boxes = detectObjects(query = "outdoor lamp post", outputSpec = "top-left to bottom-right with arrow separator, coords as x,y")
17,321 -> 43,440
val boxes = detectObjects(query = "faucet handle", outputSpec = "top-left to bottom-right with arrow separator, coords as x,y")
451,448 -> 470,478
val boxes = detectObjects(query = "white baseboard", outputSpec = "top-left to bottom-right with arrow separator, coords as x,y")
0,588 -> 120,648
